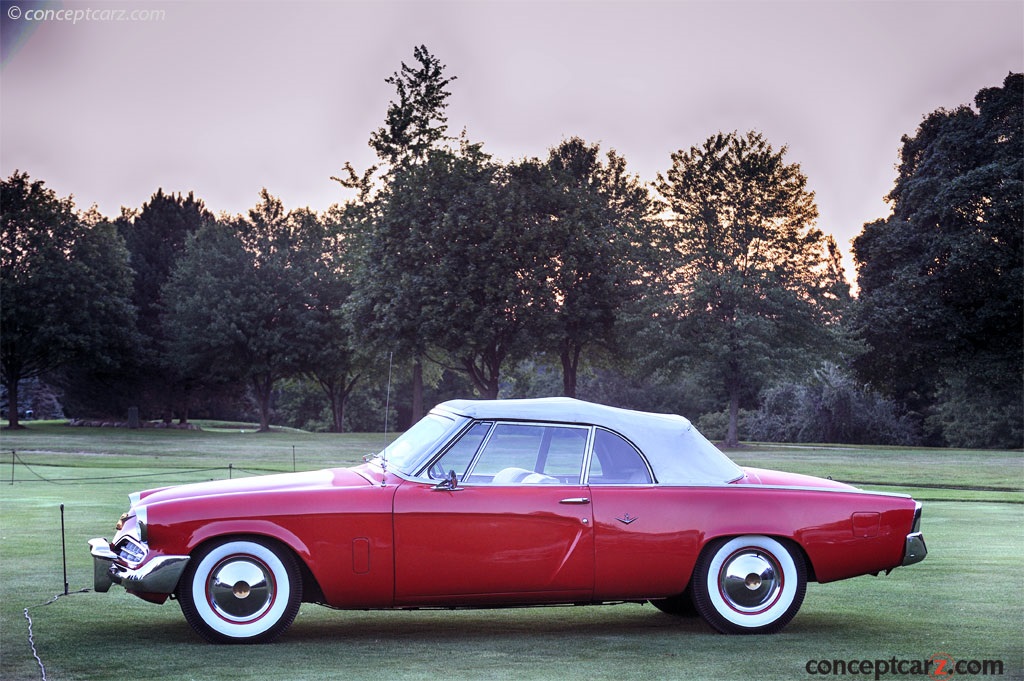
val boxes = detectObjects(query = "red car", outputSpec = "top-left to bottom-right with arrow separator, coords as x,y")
89,398 -> 926,643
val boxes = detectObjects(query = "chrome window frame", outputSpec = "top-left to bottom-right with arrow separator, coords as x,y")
416,419 -> 661,487
583,427 -> 657,486
456,419 -> 593,483
413,419 -> 494,480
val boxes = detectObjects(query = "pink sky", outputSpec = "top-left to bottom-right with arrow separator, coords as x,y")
2,0 -> 1021,282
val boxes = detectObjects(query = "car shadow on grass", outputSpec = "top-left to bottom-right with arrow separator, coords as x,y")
283,604 -> 712,645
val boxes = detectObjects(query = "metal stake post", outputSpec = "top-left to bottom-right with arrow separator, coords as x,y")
60,504 -> 69,595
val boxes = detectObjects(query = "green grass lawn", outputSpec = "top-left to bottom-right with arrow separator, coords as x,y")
1,423 -> 1021,680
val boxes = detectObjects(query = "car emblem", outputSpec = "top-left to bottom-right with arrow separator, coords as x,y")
616,513 -> 638,525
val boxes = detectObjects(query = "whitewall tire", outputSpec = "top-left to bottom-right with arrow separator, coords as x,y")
178,537 -> 302,644
692,535 -> 806,634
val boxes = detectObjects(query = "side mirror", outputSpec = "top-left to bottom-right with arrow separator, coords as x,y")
433,469 -> 463,491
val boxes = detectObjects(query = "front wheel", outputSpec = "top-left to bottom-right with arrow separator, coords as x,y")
177,537 -> 302,644
692,535 -> 806,634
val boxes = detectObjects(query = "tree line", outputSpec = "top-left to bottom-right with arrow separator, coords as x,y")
2,47 -> 1020,448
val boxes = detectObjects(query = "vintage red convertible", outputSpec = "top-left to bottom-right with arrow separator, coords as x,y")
89,398 -> 926,643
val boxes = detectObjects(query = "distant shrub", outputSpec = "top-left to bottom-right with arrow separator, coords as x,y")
695,409 -> 751,443
707,363 -> 920,445
927,362 -> 1024,449
275,379 -> 391,433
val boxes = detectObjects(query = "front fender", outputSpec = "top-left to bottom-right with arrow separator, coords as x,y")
183,519 -> 313,564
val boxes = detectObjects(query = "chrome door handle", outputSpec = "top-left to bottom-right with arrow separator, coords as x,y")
559,497 -> 590,504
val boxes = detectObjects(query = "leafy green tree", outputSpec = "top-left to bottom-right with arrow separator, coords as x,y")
293,204 -> 368,432
1,172 -> 136,427
538,137 -> 659,397
657,131 -> 850,446
424,148 -> 550,398
340,45 -> 459,416
120,190 -> 212,329
162,191 -> 321,431
116,189 -> 213,421
348,142 -> 547,400
852,72 -> 1022,447
161,221 -> 250,420
368,44 -> 457,165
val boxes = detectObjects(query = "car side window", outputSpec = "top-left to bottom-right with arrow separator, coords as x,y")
465,423 -> 588,485
588,429 -> 653,484
427,421 -> 492,480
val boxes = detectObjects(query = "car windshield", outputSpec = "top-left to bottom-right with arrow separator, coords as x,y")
371,412 -> 463,475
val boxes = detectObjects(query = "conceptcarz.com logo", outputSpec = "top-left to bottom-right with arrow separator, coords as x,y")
805,652 -> 1007,679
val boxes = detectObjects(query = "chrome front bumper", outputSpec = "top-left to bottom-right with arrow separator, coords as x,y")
89,538 -> 190,594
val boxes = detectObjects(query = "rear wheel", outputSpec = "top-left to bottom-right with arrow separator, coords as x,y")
177,537 -> 302,644
692,535 -> 806,634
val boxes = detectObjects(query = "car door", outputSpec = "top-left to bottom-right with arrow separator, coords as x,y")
586,428 -> 702,600
393,422 -> 595,606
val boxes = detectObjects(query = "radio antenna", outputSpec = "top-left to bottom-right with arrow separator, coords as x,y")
380,351 -> 393,486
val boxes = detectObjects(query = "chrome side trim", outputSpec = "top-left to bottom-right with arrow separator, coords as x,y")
902,532 -> 927,566
89,537 -> 190,594
661,482 -> 917,499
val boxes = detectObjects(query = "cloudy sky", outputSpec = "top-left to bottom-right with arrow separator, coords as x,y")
2,0 -> 1021,280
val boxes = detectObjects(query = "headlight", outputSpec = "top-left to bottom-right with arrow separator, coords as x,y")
115,536 -> 147,564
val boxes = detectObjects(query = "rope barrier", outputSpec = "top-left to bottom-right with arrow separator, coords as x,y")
9,452 -> 306,678
23,589 -> 91,681
6,450 -> 291,484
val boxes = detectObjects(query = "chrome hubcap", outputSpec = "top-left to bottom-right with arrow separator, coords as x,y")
208,557 -> 274,621
719,550 -> 782,613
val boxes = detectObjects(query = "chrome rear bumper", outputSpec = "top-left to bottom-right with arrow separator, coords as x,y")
89,538 -> 189,594
901,501 -> 927,566
902,532 -> 927,566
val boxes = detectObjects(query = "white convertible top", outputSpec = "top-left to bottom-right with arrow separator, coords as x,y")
435,397 -> 744,485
